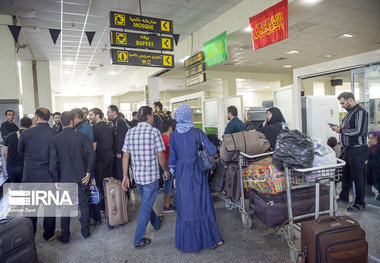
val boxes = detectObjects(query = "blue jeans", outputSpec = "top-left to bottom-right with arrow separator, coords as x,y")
7,166 -> 23,183
163,173 -> 173,195
134,180 -> 160,246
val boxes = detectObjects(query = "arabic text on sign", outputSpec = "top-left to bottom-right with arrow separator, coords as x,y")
253,11 -> 284,40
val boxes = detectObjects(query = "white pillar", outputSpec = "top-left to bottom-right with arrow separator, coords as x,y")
147,77 -> 160,107
222,78 -> 236,97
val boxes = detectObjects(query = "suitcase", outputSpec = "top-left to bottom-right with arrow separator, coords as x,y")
103,177 -> 128,229
210,162 -> 226,192
223,163 -> 241,201
301,177 -> 368,263
0,217 -> 38,263
248,185 -> 330,227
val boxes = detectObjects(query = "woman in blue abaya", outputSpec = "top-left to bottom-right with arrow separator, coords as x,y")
169,104 -> 224,252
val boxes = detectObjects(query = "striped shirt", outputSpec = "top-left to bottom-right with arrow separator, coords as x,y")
340,104 -> 368,147
122,122 -> 165,185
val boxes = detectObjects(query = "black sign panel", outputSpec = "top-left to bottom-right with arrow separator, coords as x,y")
110,11 -> 173,34
184,52 -> 205,68
111,49 -> 174,68
185,72 -> 206,87
110,31 -> 173,51
185,62 -> 205,78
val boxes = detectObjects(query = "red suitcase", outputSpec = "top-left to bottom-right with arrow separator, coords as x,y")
301,177 -> 368,263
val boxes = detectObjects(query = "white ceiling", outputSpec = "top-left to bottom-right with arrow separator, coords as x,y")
0,0 -> 379,97
0,0 -> 242,95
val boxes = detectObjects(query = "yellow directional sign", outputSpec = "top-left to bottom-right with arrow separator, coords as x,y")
162,38 -> 171,49
110,11 -> 173,34
111,49 -> 174,68
116,32 -> 127,44
110,31 -> 173,51
161,20 -> 170,32
114,13 -> 125,26
163,55 -> 172,67
117,51 -> 128,62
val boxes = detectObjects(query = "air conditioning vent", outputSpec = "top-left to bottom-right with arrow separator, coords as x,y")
275,57 -> 287,60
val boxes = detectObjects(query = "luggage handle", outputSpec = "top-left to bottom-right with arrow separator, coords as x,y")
315,215 -> 336,223
315,176 -> 334,220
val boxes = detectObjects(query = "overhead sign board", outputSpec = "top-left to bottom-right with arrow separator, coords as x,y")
110,31 -> 173,51
185,62 -> 206,78
249,0 -> 288,50
185,72 -> 206,87
111,49 -> 174,68
203,31 -> 228,67
184,52 -> 205,68
110,11 -> 173,34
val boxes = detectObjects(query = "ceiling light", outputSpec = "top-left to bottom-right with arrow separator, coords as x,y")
179,55 -> 190,63
264,86 -> 270,89
302,0 -> 323,4
286,50 -> 299,54
283,65 -> 292,68
324,54 -> 333,58
339,33 -> 354,38
63,71 -> 71,75
109,71 -> 117,75
63,60 -> 74,65
244,25 -> 252,32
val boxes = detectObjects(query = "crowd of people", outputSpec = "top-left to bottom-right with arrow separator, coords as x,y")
0,91 -> 378,252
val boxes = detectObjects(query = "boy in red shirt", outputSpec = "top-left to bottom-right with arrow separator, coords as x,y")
161,119 -> 175,213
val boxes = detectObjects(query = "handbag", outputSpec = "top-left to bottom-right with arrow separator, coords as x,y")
196,128 -> 216,173
89,173 -> 103,205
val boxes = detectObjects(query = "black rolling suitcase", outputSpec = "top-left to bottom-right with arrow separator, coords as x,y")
210,162 -> 226,192
248,185 -> 330,227
0,217 -> 38,263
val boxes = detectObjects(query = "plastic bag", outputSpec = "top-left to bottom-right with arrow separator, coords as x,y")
306,138 -> 337,182
273,127 -> 314,170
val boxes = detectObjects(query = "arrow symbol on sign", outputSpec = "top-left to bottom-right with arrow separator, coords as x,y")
163,22 -> 168,30
164,40 -> 169,48
165,56 -> 171,65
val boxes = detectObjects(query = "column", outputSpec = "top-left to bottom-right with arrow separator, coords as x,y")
324,81 -> 335,96
222,78 -> 236,97
147,77 -> 160,107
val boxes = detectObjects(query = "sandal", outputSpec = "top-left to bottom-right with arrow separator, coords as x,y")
135,238 -> 151,248
155,216 -> 164,230
212,239 -> 225,249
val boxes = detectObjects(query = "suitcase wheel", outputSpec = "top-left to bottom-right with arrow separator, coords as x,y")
241,214 -> 252,229
225,201 -> 234,211
121,223 -> 126,226
106,220 -> 114,230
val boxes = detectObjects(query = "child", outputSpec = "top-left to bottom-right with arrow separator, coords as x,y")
327,136 -> 341,158
161,119 -> 176,213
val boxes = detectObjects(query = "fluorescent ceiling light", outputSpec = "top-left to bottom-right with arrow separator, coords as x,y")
339,33 -> 354,38
264,86 -> 270,89
63,60 -> 74,65
286,50 -> 299,54
283,65 -> 292,68
109,71 -> 117,75
302,0 -> 323,4
179,56 -> 190,63
324,54 -> 333,58
244,25 -> 252,32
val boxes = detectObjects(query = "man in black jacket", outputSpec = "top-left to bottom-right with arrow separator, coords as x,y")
107,105 -> 128,181
18,107 -> 58,240
1,110 -> 18,141
50,111 -> 95,243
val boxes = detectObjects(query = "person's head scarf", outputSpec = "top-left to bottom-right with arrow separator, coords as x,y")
174,104 -> 194,134
369,131 -> 380,153
267,107 -> 286,126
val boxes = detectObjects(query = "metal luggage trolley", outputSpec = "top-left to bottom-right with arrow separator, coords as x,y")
277,158 -> 346,261
223,151 -> 275,229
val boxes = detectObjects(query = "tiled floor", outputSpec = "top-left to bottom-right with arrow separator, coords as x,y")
1,187 -> 375,263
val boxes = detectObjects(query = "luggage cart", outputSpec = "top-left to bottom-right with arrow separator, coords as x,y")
223,151 -> 274,229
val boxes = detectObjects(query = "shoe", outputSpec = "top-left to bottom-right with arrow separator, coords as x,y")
163,204 -> 176,213
155,215 -> 164,231
135,238 -> 151,249
347,203 -> 366,212
45,230 -> 61,241
337,197 -> 349,204
58,235 -> 69,244
212,239 -> 225,249
90,219 -> 102,226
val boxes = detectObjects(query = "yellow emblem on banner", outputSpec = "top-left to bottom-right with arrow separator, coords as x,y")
114,13 -> 125,26
163,55 -> 172,67
161,20 -> 170,32
117,51 -> 128,62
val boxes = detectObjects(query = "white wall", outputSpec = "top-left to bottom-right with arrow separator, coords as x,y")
0,15 -> 18,100
237,90 -> 274,108
54,96 -> 104,113
20,61 -> 34,114
36,61 -> 52,111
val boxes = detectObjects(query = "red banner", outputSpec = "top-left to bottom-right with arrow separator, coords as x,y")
249,0 -> 288,50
